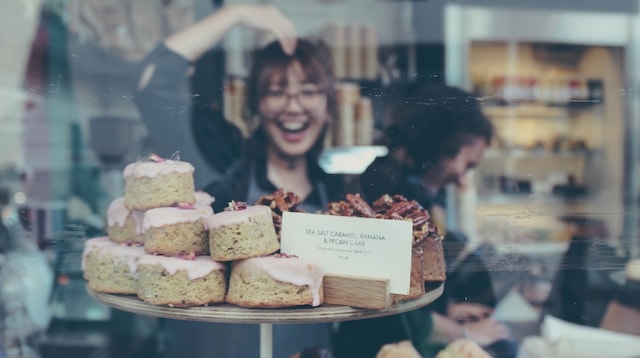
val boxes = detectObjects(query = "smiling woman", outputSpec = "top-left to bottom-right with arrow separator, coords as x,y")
135,4 -> 348,214
133,4 -> 352,358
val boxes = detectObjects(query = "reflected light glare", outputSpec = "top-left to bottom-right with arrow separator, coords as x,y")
14,192 -> 26,205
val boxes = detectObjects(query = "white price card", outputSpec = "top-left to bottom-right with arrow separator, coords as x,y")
280,212 -> 413,294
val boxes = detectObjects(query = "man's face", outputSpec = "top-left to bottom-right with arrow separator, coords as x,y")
427,137 -> 488,189
258,61 -> 328,160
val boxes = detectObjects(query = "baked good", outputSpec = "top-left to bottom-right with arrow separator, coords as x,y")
421,234 -> 446,282
625,259 -> 640,282
226,254 -> 324,308
207,202 -> 280,261
107,197 -> 144,244
137,255 -> 227,307
371,194 -> 446,282
254,189 -> 303,239
391,246 -> 425,303
375,340 -> 422,358
325,193 -> 446,301
82,236 -> 146,294
123,155 -> 196,210
435,339 -> 491,358
143,204 -> 213,256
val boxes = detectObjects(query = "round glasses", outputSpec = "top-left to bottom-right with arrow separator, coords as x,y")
262,87 -> 326,111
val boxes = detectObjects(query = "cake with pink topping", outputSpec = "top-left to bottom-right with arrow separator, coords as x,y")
226,254 -> 324,308
107,197 -> 144,244
143,204 -> 214,256
137,255 -> 227,307
207,202 -> 279,262
82,236 -> 146,294
123,155 -> 196,210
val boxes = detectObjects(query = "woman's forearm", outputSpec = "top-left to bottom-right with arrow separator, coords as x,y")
164,4 -> 297,62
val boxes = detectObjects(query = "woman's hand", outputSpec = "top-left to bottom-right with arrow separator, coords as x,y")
233,4 -> 297,55
165,4 -> 297,61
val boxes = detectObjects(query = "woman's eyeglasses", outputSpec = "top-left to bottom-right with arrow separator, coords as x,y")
262,87 -> 326,110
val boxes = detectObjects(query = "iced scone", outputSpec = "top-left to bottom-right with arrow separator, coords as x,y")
123,155 -> 195,210
82,236 -> 146,294
137,255 -> 227,307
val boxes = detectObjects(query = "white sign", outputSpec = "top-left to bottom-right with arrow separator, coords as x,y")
280,212 -> 413,294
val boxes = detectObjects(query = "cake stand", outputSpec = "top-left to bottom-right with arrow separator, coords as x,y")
88,283 -> 443,358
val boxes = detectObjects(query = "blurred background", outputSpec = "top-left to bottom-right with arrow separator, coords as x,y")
1,0 -> 640,357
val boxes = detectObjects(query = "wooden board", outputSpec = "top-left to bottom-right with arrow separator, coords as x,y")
87,283 -> 443,324
323,274 -> 391,309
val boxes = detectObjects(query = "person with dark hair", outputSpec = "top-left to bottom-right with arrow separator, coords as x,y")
133,4 -> 347,357
334,82 -> 514,358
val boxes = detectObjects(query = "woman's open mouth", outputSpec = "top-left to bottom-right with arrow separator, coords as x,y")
278,121 -> 311,142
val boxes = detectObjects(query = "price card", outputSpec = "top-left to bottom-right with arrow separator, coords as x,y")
280,212 -> 412,294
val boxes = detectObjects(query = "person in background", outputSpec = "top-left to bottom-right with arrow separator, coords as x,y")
334,82 -> 514,358
134,4 -> 348,357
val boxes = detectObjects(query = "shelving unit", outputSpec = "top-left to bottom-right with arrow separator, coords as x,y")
445,5 -> 638,254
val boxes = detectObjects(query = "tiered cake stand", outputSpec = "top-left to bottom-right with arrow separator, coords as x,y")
88,284 -> 443,358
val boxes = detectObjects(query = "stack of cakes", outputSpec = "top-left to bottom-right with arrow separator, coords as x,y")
83,155 -> 325,309
84,155 -> 226,307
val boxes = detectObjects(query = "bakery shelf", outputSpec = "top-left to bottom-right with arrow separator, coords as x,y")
86,283 -> 443,324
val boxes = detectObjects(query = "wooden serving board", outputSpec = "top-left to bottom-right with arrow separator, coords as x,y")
87,283 -> 443,324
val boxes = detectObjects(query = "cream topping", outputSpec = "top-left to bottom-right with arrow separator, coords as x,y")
107,197 -> 129,227
123,160 -> 194,178
109,246 -> 147,277
195,191 -> 215,206
138,255 -> 225,280
107,198 -> 144,234
142,205 -> 214,231
239,255 -> 324,306
82,237 -> 115,270
206,205 -> 271,229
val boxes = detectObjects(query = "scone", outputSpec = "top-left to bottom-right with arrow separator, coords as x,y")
123,155 -> 195,210
137,255 -> 227,307
226,254 -> 324,308
107,197 -> 144,244
207,202 -> 280,261
143,204 -> 213,256
82,236 -> 146,294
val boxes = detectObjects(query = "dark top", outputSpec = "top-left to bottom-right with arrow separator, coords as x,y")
133,43 -> 354,358
333,156 -> 499,358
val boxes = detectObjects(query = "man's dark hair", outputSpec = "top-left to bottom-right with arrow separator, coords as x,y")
384,83 -> 493,172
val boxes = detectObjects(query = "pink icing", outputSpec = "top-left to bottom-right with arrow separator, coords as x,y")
142,205 -> 214,231
206,205 -> 271,229
138,255 -> 225,280
123,160 -> 194,178
239,255 -> 324,306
